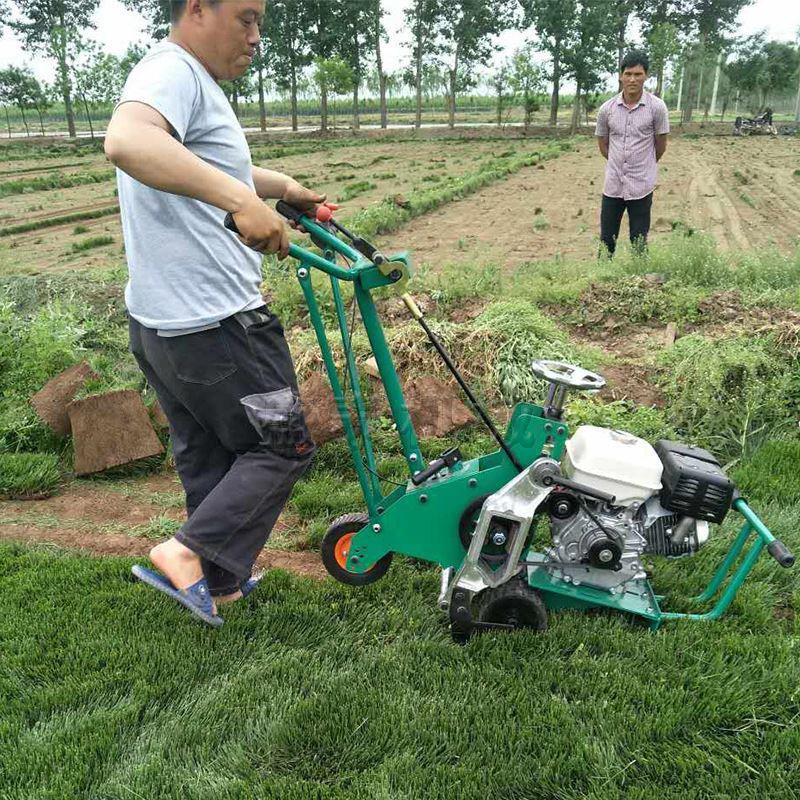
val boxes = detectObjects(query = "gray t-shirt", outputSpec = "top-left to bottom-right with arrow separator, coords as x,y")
116,41 -> 263,331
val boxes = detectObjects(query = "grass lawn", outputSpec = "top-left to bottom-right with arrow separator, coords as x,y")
2,534 -> 799,800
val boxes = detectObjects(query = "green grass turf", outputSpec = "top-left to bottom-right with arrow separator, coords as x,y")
1,527 -> 799,799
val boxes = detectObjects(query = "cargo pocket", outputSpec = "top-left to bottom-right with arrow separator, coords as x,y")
240,387 -> 316,459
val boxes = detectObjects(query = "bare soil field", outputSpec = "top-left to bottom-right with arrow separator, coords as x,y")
379,135 -> 800,270
0,137 -> 515,274
0,472 -> 324,579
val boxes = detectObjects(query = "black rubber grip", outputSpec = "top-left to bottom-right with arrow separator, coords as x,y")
411,458 -> 445,486
223,212 -> 239,234
768,539 -> 796,568
275,200 -> 307,224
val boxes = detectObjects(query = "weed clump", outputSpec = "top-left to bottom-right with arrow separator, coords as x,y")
656,333 -> 797,462
70,235 -> 114,254
339,180 -> 376,201
566,397 -> 677,443
469,299 -> 596,405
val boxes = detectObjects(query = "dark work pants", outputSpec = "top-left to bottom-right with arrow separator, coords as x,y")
129,307 -> 315,596
600,192 -> 653,257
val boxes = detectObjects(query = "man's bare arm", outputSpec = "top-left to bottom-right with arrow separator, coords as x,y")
105,102 -> 289,256
597,136 -> 609,159
105,102 -> 255,214
655,133 -> 667,161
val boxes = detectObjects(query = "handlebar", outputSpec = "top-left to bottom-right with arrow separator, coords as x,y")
768,539 -> 796,568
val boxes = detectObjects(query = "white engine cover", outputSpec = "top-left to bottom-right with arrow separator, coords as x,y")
563,425 -> 663,507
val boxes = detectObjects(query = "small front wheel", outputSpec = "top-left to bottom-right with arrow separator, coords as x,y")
321,513 -> 393,586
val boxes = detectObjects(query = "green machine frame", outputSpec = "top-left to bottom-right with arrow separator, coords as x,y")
283,210 -> 792,630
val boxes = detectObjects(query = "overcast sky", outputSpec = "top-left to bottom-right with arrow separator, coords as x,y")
1,0 -> 798,88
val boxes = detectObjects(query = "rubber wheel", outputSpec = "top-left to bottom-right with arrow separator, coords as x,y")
474,578 -> 548,633
321,512 -> 393,586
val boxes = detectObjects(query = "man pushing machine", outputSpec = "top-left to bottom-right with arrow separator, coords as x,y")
105,0 -> 327,626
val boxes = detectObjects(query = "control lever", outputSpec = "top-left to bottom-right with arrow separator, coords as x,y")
411,447 -> 462,486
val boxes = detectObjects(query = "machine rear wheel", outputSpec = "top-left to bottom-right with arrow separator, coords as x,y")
474,578 -> 548,633
321,513 -> 393,586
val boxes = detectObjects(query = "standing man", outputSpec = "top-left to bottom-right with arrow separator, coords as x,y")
105,0 -> 322,626
595,51 -> 669,257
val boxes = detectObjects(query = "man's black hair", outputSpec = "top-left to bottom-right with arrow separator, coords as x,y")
170,0 -> 220,23
620,51 -> 650,73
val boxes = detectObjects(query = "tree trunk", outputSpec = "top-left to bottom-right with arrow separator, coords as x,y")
81,92 -> 94,140
35,104 -> 45,136
570,84 -> 582,134
448,70 -> 456,129
290,68 -> 298,132
4,106 -> 11,138
320,86 -> 328,132
57,13 -> 76,138
617,10 -> 628,93
794,68 -> 800,122
352,34 -> 360,131
496,88 -> 503,127
18,104 -> 30,136
414,16 -> 423,129
676,67 -> 684,112
709,51 -> 722,118
375,26 -> 387,128
549,42 -> 561,126
258,65 -> 267,132
696,64 -> 703,113
379,73 -> 388,128
231,89 -> 240,119
656,69 -> 663,97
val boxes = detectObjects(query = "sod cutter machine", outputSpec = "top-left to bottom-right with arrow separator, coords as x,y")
226,202 -> 795,643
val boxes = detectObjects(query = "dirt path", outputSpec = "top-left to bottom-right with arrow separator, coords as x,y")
379,136 -> 800,270
0,473 -> 327,580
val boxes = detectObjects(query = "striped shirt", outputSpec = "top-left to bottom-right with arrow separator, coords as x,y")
595,91 -> 670,201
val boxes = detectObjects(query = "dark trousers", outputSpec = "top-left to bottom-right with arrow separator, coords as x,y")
600,192 -> 653,257
129,307 -> 315,596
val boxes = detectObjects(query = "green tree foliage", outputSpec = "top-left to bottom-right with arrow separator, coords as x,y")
509,44 -> 546,129
119,0 -> 169,38
312,56 -> 354,129
9,0 -> 101,138
0,65 -> 48,136
562,0 -> 618,133
264,0 -> 314,131
490,62 -> 513,127
727,35 -> 800,110
336,0 -> 379,131
521,0 -> 576,126
73,40 -> 127,139
404,0 -> 446,129
676,0 -> 754,122
440,0 -> 514,129
637,1 -> 684,95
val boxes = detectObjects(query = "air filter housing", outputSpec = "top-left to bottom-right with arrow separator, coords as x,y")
654,440 -> 734,524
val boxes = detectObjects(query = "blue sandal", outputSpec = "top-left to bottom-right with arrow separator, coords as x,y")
131,565 -> 224,628
240,574 -> 262,598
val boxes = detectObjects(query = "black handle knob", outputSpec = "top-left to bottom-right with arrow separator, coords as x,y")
768,539 -> 795,568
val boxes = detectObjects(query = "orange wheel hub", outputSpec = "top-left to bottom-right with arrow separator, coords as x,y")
334,532 -> 354,570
